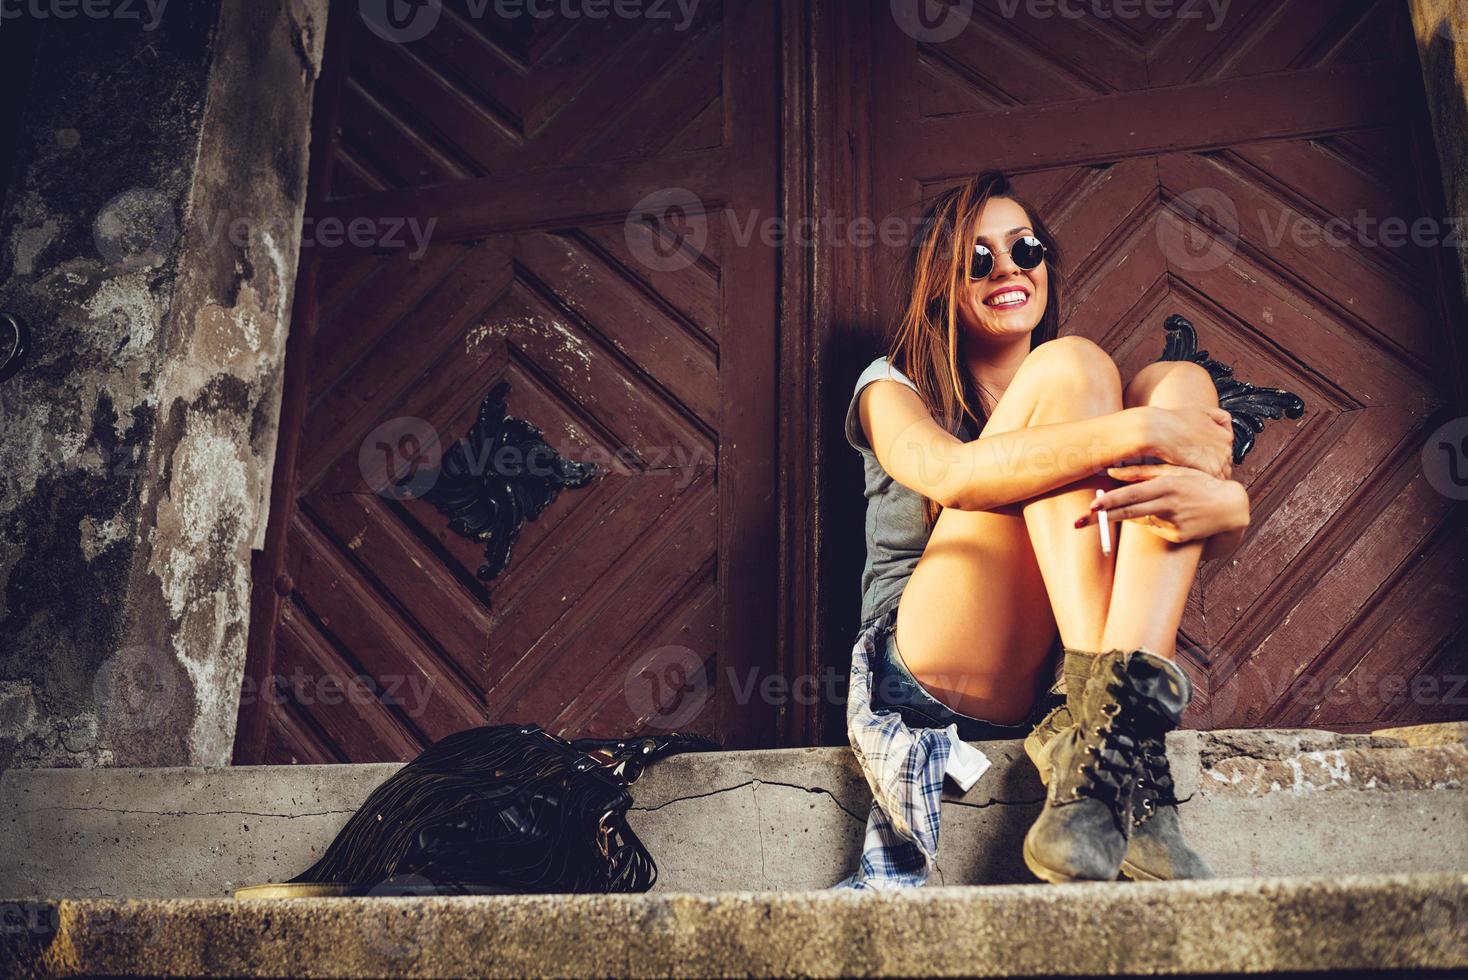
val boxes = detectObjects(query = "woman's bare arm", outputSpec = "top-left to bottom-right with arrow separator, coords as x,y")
858,380 -> 1151,512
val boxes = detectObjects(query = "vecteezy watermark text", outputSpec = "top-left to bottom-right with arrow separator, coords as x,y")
202,212 -> 439,260
890,0 -> 1230,43
1155,186 -> 1466,273
239,669 -> 440,717
1208,651 -> 1468,723
625,647 -> 1468,732
624,188 -> 995,272
1259,210 -> 1464,251
359,415 -> 710,501
359,0 -> 700,45
0,0 -> 168,30
481,0 -> 698,28
994,0 -> 1230,31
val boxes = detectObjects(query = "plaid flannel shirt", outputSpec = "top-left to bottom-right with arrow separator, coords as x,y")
831,612 -> 991,891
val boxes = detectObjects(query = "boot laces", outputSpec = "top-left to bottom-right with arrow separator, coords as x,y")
1133,737 -> 1180,826
1070,662 -> 1150,822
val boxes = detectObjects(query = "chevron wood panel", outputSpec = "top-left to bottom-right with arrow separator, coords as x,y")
327,0 -> 725,194
238,0 -> 778,762
242,1 -> 1466,758
867,0 -> 1466,731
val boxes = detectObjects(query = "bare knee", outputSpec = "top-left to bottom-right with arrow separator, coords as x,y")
1125,359 -> 1218,409
1024,335 -> 1122,412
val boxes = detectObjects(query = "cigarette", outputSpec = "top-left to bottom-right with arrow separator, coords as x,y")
1095,489 -> 1111,556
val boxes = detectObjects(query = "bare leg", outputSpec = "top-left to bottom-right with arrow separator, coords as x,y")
1018,358 -> 1222,887
1100,360 -> 1220,658
894,336 -> 1128,725
1017,339 -> 1127,654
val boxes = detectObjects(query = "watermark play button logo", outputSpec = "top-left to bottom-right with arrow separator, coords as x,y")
92,644 -> 187,736
362,874 -> 444,968
624,188 -> 709,273
624,645 -> 708,730
1156,186 -> 1240,273
891,0 -> 973,43
360,0 -> 442,43
93,187 -> 178,270
358,416 -> 443,501
1422,416 -> 1468,502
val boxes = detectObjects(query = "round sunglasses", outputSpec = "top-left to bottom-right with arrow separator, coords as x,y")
970,235 -> 1046,280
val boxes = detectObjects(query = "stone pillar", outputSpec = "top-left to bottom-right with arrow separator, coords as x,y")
0,0 -> 327,768
1408,1 -> 1468,309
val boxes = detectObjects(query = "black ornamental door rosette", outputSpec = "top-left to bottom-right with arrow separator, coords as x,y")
419,381 -> 597,584
1152,313 -> 1305,464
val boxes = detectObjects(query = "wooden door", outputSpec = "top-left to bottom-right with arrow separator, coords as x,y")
235,0 -> 780,762
821,0 -> 1468,733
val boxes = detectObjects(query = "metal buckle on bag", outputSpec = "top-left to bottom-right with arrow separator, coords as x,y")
586,746 -> 620,767
596,811 -> 616,859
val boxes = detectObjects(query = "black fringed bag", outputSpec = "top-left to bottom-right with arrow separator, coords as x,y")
248,723 -> 718,896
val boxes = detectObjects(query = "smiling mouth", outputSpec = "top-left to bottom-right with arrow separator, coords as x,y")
984,289 -> 1029,309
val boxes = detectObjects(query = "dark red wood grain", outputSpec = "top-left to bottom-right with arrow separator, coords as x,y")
238,0 -> 1466,761
236,0 -> 778,762
822,0 -> 1467,735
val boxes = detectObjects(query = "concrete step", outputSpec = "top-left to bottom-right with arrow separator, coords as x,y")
1,725 -> 1465,898
4,875 -> 1468,977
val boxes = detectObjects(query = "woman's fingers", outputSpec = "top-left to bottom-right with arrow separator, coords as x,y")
1096,504 -> 1174,524
1088,478 -> 1171,512
1112,462 -> 1232,487
1107,463 -> 1197,481
1105,464 -> 1163,481
1077,482 -> 1172,526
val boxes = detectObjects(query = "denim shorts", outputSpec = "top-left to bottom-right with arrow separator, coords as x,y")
864,607 -> 1061,737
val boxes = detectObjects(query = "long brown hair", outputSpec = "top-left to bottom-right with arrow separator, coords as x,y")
889,171 -> 1065,522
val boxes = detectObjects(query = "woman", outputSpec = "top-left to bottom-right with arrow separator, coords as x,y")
844,170 -> 1250,884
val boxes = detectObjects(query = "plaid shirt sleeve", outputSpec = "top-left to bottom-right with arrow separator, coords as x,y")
831,616 -> 990,891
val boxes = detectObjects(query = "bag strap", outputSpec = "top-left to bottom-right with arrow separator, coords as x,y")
569,732 -> 721,783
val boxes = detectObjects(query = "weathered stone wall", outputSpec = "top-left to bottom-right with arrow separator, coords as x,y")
0,1 -> 327,769
1408,0 -> 1468,396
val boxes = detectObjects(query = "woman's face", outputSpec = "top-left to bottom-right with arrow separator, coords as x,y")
955,195 -> 1049,344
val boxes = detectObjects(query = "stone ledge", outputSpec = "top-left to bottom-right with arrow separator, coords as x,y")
2,874 -> 1467,978
1375,720 -> 1468,748
3,726 -> 1467,898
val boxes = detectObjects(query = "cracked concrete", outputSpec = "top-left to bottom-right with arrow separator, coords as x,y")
632,775 -> 869,824
2,724 -> 1465,900
0,762 -> 386,899
751,781 -> 769,889
15,806 -> 356,820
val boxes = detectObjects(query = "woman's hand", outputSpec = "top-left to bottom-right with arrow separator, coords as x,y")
1074,463 -> 1250,546
1142,405 -> 1236,480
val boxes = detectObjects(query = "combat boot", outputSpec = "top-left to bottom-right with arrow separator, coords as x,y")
1022,648 -> 1193,883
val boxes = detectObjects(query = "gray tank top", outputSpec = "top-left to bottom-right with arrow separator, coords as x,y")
844,357 -> 974,626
